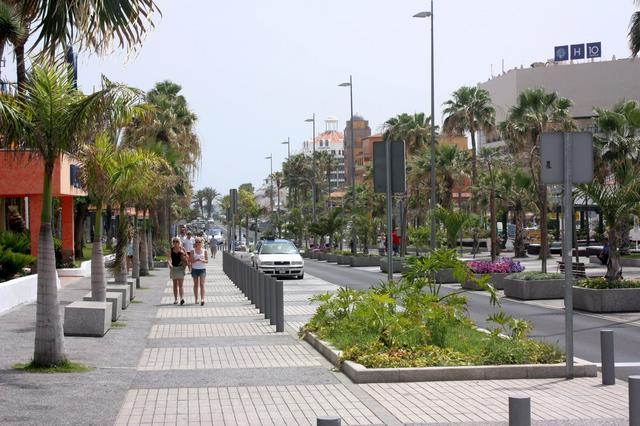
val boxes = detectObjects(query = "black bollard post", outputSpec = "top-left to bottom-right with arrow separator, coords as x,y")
265,277 -> 272,322
509,395 -> 531,426
630,376 -> 640,426
269,278 -> 276,326
317,417 -> 341,426
275,280 -> 284,332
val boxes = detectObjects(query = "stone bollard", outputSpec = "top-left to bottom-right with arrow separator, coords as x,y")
269,278 -> 277,326
509,394 -> 531,426
265,276 -> 272,321
601,330 -> 615,385
631,376 -> 640,426
275,280 -> 284,332
317,416 -> 341,426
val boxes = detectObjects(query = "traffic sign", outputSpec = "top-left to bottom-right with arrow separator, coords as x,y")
540,132 -> 593,184
373,140 -> 406,193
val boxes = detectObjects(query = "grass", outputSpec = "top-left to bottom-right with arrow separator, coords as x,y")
72,244 -> 114,268
111,321 -> 126,328
131,300 -> 143,304
623,253 -> 640,259
13,359 -> 93,373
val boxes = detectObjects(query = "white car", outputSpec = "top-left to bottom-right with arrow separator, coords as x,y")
252,239 -> 304,279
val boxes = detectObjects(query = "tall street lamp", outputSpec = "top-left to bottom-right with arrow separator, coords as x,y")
339,76 -> 357,254
304,114 -> 317,223
414,2 -> 437,251
281,137 -> 290,159
265,154 -> 274,212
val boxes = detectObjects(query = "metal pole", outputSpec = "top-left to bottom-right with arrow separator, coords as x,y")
429,0 -> 437,251
386,137 -> 394,282
349,75 -> 357,255
275,280 -> 284,332
631,376 -> 640,426
563,132 -> 574,379
601,329 -> 615,385
508,395 -> 531,426
312,114 -> 317,223
317,417 -> 341,426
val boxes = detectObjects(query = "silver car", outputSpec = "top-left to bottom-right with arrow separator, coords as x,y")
252,239 -> 304,279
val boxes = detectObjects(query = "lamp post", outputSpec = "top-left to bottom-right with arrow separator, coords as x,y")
281,137 -> 290,159
265,153 -> 274,211
414,2 -> 437,251
282,137 -> 291,211
304,114 -> 317,223
339,76 -> 357,254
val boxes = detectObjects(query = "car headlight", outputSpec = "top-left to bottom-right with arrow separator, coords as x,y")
260,261 -> 274,266
291,261 -> 303,266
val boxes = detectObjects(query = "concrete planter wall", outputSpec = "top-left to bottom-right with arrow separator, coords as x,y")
435,268 -> 457,284
153,260 -> 168,268
350,256 -> 381,267
573,286 -> 640,313
316,252 -> 327,261
503,278 -> 565,300
337,255 -> 351,265
310,251 -> 320,260
326,253 -> 338,263
380,258 -> 406,273
304,332 -> 596,383
0,273 -> 61,315
57,259 -> 92,277
622,257 -> 640,267
462,273 -> 509,291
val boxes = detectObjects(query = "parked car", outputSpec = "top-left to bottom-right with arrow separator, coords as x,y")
251,238 -> 304,279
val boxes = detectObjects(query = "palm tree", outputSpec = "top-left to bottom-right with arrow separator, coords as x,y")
499,88 -> 574,272
0,63 -> 143,366
442,86 -> 496,193
0,1 -> 24,68
498,167 -> 535,258
193,189 -> 205,217
630,1 -> 640,57
201,187 -> 218,219
7,0 -> 159,89
477,147 -> 504,261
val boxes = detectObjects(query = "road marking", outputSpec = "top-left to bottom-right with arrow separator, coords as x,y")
595,362 -> 640,367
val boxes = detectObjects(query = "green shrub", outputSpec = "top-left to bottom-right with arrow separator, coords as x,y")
0,231 -> 31,254
507,271 -> 563,281
0,248 -> 35,280
576,277 -> 640,289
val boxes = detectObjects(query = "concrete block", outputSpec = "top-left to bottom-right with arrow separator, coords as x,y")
83,292 -> 122,321
108,279 -> 135,300
337,255 -> 351,265
64,301 -> 111,337
106,285 -> 130,309
435,268 -> 457,284
350,256 -> 381,267
504,278 -> 565,300
573,286 -> 640,313
325,254 -> 338,263
379,258 -> 406,273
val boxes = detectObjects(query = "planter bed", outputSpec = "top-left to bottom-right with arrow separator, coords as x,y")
350,256 -> 381,267
573,286 -> 640,313
316,252 -> 328,261
621,257 -> 640,267
435,268 -> 457,284
379,258 -> 406,273
462,273 -> 509,291
304,332 -> 596,383
336,255 -> 351,265
503,277 -> 566,300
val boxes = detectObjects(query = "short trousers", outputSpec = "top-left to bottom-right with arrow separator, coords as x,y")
191,268 -> 206,278
170,266 -> 185,280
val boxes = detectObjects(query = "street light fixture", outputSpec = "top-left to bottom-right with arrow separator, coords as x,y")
339,76 -> 357,254
265,154 -> 278,237
281,137 -> 290,159
304,114 -> 317,223
414,1 -> 437,251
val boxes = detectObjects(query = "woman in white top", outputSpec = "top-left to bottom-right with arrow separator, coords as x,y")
190,237 -> 208,305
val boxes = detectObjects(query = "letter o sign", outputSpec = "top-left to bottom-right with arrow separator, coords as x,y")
587,42 -> 601,59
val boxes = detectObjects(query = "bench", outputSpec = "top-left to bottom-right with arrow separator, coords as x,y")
556,261 -> 586,278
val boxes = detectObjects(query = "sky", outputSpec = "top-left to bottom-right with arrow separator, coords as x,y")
4,1 -> 635,197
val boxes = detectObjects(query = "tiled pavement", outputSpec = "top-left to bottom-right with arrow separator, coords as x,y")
0,253 -> 632,425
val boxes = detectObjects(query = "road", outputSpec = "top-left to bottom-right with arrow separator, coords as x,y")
303,259 -> 640,381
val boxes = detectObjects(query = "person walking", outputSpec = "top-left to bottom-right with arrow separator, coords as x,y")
181,230 -> 195,270
168,237 -> 188,305
191,237 -> 208,305
211,236 -> 218,258
598,237 -> 610,266
392,228 -> 400,256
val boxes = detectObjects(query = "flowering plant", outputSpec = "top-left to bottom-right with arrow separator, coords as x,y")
467,258 -> 524,274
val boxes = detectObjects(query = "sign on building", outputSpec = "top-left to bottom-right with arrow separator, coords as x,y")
586,42 -> 601,58
570,44 -> 585,60
554,42 -> 601,62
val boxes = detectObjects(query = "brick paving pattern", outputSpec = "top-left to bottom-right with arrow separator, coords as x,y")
148,323 -> 278,339
157,306 -> 261,318
137,345 -> 321,370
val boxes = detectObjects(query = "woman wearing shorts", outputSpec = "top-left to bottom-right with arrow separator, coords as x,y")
168,237 -> 188,305
191,237 -> 208,305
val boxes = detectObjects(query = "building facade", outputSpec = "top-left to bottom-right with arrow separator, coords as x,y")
343,115 -> 372,186
478,57 -> 640,147
302,117 -> 346,190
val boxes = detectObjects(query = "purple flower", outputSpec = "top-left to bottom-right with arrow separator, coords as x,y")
467,258 -> 524,273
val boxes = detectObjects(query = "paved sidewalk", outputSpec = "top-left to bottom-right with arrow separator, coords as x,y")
0,255 -> 633,425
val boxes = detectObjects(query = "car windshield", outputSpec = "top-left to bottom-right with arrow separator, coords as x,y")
260,242 -> 298,254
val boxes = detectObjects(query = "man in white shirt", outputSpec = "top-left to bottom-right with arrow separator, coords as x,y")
181,230 -> 195,271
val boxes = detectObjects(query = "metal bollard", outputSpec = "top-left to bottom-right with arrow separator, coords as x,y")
317,416 -> 341,426
269,278 -> 276,326
275,280 -> 284,332
257,273 -> 264,312
509,394 -> 530,426
265,277 -> 272,322
631,376 -> 640,426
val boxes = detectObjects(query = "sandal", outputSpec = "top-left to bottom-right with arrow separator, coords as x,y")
201,300 -> 205,306
180,299 -> 185,306
173,300 -> 178,305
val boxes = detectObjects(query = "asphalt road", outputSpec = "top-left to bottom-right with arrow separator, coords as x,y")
303,259 -> 640,381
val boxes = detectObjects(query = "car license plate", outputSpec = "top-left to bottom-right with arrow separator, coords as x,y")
277,269 -> 287,274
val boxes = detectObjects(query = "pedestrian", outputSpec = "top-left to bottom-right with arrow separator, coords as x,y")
392,228 -> 400,256
181,230 -> 194,270
598,237 -> 609,266
168,237 -> 188,305
211,236 -> 218,258
191,237 -> 208,305
377,234 -> 386,255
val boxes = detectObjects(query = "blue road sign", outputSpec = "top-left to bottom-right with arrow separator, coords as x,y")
570,44 -> 585,60
587,42 -> 602,58
554,45 -> 569,61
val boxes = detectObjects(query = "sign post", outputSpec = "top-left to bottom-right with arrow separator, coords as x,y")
230,189 -> 238,252
541,132 -> 593,379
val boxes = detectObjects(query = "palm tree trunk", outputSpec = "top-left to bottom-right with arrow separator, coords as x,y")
132,208 -> 140,288
140,210 -> 149,276
106,204 -> 113,250
539,184 -> 549,272
91,205 -> 107,302
113,205 -> 128,284
15,37 -> 27,94
470,130 -> 478,210
33,168 -> 66,366
490,188 -> 497,261
514,204 -> 528,257
147,219 -> 154,271
606,225 -> 622,280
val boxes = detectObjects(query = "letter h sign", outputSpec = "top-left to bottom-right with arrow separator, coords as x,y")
570,44 -> 585,60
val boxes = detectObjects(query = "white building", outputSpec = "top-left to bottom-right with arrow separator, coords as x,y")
301,117 -> 345,189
